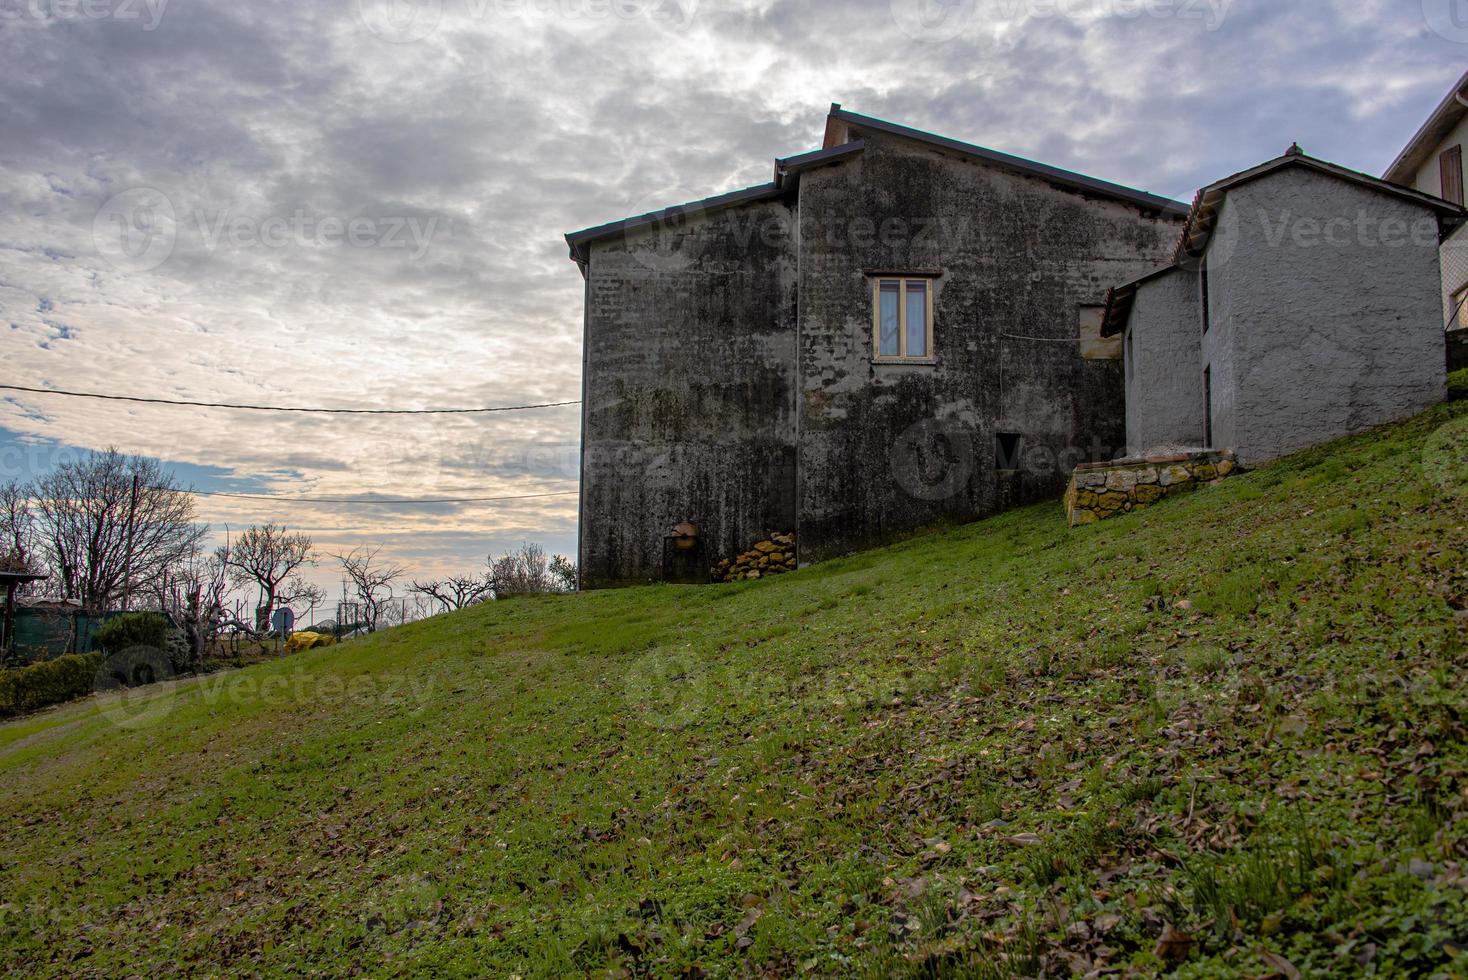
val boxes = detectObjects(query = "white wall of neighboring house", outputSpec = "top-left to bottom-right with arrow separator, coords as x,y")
1401,111 -> 1468,327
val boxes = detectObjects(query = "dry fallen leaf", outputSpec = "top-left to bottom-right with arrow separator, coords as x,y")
1258,947 -> 1301,980
1153,924 -> 1193,966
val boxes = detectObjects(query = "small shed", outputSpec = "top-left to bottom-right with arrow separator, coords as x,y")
1,560 -> 49,665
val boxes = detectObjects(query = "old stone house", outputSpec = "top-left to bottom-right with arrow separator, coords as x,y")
1103,148 -> 1461,465
566,105 -> 1188,588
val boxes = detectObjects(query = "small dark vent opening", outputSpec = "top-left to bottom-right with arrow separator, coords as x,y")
996,432 -> 1025,472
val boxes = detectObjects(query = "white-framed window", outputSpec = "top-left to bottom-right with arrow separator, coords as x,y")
871,276 -> 935,363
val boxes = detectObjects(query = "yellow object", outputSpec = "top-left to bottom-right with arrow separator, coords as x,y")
285,631 -> 336,653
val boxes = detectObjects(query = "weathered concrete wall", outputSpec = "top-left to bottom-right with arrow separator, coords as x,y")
1203,167 -> 1447,466
794,130 -> 1184,560
1123,268 -> 1206,454
580,198 -> 798,588
1450,328 -> 1468,373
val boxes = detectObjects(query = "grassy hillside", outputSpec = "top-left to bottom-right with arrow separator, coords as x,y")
3,388 -> 1468,978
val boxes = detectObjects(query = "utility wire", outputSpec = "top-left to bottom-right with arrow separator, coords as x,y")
0,384 -> 581,415
173,488 -> 579,506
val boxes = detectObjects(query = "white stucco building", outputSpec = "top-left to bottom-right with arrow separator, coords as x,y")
1103,147 -> 1462,465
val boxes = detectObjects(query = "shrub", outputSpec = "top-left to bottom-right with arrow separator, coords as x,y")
95,612 -> 169,656
1450,368 -> 1468,402
0,653 -> 104,718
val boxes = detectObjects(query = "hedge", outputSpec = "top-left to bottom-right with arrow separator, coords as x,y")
95,612 -> 170,655
0,653 -> 104,718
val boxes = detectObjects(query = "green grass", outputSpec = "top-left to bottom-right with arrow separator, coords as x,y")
4,397 -> 1468,977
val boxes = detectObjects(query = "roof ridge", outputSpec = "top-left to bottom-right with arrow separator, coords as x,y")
827,106 -> 1191,216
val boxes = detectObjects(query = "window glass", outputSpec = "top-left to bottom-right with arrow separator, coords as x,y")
879,281 -> 900,356
905,281 -> 927,357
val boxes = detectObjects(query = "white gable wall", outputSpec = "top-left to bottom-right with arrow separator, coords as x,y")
1202,167 -> 1446,465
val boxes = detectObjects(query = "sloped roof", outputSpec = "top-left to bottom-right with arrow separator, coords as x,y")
825,105 -> 1191,217
1385,69 -> 1468,187
1099,264 -> 1192,338
1174,149 -> 1464,264
563,141 -> 866,268
564,104 -> 1193,270
1103,149 -> 1466,339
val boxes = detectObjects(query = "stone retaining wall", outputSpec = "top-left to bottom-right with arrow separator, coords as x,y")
1065,450 -> 1237,527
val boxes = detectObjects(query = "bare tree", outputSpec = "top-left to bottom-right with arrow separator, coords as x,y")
333,547 -> 405,633
288,578 -> 327,628
173,546 -> 232,672
223,524 -> 315,629
488,542 -> 552,596
410,574 -> 493,613
0,480 -> 36,568
33,449 -> 207,612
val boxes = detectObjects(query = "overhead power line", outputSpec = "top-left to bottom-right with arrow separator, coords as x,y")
0,384 -> 581,415
174,488 -> 579,506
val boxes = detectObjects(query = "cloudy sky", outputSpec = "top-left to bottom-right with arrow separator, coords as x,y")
0,0 -> 1463,592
